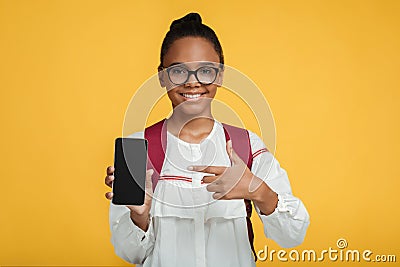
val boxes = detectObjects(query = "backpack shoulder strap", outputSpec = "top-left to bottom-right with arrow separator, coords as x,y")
221,123 -> 253,169
221,123 -> 257,261
144,118 -> 167,191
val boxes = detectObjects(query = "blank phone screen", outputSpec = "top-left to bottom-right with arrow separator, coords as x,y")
112,138 -> 147,205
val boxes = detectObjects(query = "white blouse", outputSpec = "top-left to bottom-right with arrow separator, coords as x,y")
109,120 -> 310,267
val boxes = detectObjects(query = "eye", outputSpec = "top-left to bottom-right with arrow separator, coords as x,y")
199,67 -> 213,74
170,67 -> 187,75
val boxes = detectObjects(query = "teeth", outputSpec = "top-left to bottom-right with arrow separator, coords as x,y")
182,93 -> 201,99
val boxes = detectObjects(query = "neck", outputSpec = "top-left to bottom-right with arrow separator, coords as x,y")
167,110 -> 215,136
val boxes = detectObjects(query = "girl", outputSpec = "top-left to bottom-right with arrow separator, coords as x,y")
105,13 -> 309,267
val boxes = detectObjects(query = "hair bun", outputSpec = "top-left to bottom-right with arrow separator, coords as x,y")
170,13 -> 202,30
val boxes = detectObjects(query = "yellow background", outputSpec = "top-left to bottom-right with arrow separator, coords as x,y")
1,0 -> 399,266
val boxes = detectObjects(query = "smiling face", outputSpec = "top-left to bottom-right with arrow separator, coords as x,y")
159,37 -> 223,116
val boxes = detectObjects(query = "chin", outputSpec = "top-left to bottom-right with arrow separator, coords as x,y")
173,98 -> 213,117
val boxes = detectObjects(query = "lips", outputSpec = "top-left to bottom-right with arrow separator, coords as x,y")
179,92 -> 207,101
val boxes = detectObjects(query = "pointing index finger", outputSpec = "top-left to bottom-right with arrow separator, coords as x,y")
202,175 -> 219,184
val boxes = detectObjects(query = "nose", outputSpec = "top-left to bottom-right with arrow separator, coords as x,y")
185,73 -> 200,87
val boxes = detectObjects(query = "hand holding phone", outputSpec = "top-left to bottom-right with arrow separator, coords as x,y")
105,138 -> 154,231
105,164 -> 154,232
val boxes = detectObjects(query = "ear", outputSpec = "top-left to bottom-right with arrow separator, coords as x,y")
158,67 -> 166,88
215,68 -> 224,87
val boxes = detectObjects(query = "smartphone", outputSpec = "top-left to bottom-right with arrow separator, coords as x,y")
112,138 -> 148,205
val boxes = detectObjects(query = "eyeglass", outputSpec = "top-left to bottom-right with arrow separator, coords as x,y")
161,64 -> 221,86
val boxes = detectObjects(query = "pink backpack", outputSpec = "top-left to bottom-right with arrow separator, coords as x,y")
145,119 -> 258,260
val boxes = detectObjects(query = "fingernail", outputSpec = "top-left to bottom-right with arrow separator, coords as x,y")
187,166 -> 193,171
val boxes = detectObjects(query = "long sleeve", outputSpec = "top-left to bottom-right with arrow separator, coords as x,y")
109,203 -> 155,264
108,130 -> 155,264
248,130 -> 310,248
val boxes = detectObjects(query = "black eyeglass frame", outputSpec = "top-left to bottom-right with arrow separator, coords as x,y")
159,64 -> 223,86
